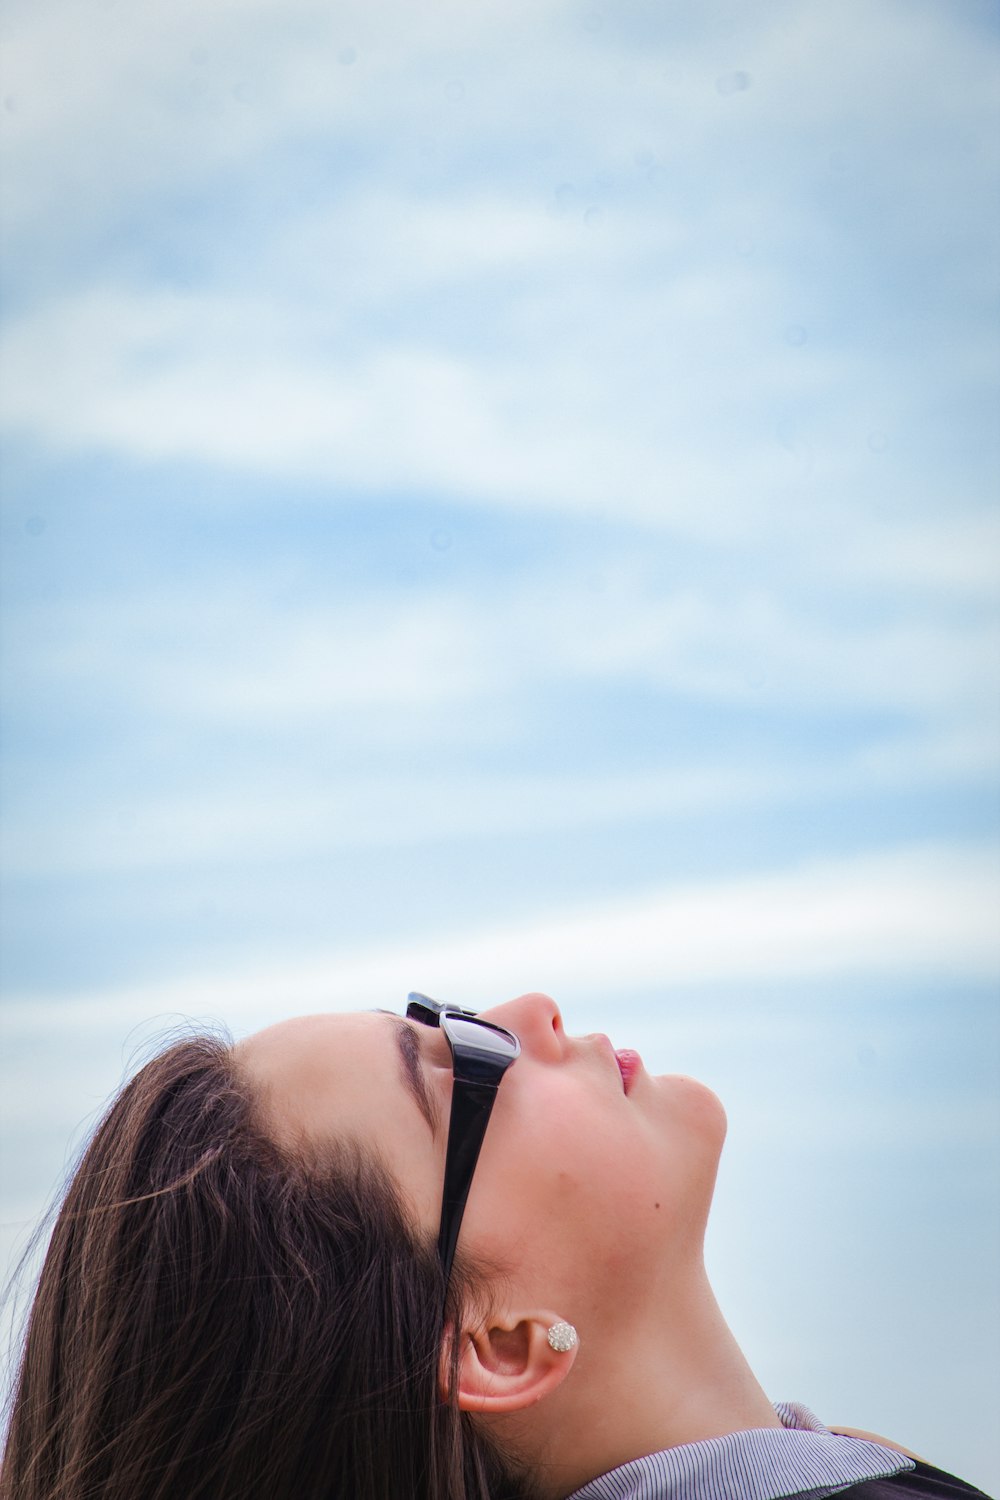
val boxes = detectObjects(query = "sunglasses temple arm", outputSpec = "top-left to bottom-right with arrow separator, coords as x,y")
437,1080 -> 498,1281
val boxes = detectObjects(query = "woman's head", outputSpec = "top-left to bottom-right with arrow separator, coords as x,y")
238,991 -> 727,1424
2,993 -> 727,1500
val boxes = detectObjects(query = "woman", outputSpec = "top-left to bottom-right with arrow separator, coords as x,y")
1,992 -> 991,1499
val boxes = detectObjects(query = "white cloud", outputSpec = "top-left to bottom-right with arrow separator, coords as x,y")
1,233 -> 993,570
500,572 -> 1000,714
0,268 -> 803,532
0,764 -> 795,878
4,0 -> 992,232
3,554 -> 995,882
3,840 -> 997,1030
3,715 -> 997,879
2,1 -> 996,553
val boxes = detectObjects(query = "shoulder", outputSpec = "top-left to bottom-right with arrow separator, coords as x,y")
828,1426 -> 925,1461
815,1447 -> 995,1500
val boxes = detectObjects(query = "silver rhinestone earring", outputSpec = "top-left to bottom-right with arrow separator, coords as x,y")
547,1320 -> 578,1353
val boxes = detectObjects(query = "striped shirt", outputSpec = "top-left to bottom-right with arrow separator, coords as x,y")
568,1400 -> 913,1500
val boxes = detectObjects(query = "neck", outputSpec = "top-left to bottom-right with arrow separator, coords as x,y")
517,1265 -> 780,1500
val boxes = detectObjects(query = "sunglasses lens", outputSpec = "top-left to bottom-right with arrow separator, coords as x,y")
444,1015 -> 520,1061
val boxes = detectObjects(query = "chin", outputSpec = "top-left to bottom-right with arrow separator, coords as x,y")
663,1073 -> 728,1152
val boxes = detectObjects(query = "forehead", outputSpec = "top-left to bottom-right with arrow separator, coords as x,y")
235,1011 -> 433,1172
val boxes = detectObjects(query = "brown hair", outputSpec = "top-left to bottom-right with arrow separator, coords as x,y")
1,1034 -> 531,1500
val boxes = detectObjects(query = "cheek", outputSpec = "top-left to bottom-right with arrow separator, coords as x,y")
466,1126 -> 669,1306
466,1096 -> 652,1252
465,1079 -> 726,1277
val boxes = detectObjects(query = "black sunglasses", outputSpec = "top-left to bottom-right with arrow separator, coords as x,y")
406,993 -> 520,1287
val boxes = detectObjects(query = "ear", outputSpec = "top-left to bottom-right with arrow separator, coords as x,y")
441,1312 -> 579,1414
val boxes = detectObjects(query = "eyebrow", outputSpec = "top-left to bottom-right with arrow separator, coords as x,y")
391,1017 -> 441,1138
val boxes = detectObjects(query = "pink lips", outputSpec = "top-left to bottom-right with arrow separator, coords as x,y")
615,1049 -> 642,1094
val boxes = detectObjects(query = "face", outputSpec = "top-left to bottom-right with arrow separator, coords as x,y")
236,994 -> 726,1336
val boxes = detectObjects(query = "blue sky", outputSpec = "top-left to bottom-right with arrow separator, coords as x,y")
1,0 -> 999,1487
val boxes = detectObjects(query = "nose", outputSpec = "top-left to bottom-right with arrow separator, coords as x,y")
480,992 -> 566,1061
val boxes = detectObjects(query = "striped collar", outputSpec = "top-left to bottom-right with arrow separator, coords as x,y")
567,1401 -> 914,1500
